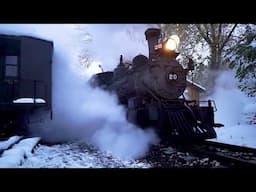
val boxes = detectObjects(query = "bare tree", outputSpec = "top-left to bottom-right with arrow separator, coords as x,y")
160,24 -> 242,91
195,24 -> 237,70
227,24 -> 256,96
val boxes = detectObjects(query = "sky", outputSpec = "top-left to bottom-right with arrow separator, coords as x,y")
83,24 -> 149,72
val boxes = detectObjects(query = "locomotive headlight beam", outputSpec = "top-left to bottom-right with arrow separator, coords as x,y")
165,35 -> 180,51
170,35 -> 180,46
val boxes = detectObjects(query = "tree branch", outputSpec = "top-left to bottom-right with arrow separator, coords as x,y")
210,24 -> 216,44
203,24 -> 210,39
217,24 -> 222,47
220,24 -> 238,49
222,35 -> 247,58
195,24 -> 212,44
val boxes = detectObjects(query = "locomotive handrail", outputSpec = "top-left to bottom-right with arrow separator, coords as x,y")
184,100 -> 218,112
198,100 -> 218,112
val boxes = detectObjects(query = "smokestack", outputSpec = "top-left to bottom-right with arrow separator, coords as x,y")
145,28 -> 161,60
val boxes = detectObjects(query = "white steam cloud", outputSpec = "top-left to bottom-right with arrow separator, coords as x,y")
0,24 -> 158,160
85,24 -> 148,71
209,70 -> 256,147
210,70 -> 255,126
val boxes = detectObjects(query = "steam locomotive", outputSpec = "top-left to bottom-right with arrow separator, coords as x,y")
90,28 -> 223,142
0,34 -> 53,137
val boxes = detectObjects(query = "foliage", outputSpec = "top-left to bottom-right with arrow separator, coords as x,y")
160,24 -> 242,91
227,25 -> 256,96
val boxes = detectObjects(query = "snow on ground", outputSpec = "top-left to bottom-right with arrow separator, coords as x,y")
209,111 -> 256,148
210,124 -> 256,148
19,142 -> 150,168
0,136 -> 22,151
209,92 -> 256,148
0,137 -> 149,168
208,71 -> 256,149
213,100 -> 256,148
0,137 -> 40,168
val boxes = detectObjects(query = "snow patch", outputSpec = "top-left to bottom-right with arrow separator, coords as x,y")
250,40 -> 256,48
13,98 -> 46,104
0,136 -> 22,151
0,137 -> 40,168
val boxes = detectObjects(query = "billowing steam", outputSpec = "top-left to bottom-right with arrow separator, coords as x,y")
209,70 -> 256,146
209,70 -> 255,126
0,24 -> 158,160
85,24 -> 148,71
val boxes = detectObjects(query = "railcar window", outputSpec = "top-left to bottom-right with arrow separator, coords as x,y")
6,56 -> 17,64
5,56 -> 18,77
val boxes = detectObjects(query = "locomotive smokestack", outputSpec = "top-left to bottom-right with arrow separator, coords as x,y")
145,28 -> 161,60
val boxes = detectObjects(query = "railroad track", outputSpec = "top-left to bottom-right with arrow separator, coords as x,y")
180,140 -> 256,167
143,140 -> 256,168
142,142 -> 223,168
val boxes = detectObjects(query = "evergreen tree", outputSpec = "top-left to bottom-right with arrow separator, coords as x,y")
227,25 -> 256,96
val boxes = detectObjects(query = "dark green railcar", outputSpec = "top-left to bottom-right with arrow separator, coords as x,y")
0,34 -> 53,137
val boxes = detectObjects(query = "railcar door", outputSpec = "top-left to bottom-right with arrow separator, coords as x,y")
0,55 -> 5,102
0,55 -> 19,103
0,37 -> 20,103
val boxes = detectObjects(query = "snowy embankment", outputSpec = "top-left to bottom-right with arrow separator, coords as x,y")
0,136 -> 23,151
0,137 -> 40,168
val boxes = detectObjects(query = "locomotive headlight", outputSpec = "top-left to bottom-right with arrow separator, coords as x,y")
165,35 -> 180,51
170,35 -> 180,46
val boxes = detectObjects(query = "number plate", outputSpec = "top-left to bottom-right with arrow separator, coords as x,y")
168,73 -> 178,80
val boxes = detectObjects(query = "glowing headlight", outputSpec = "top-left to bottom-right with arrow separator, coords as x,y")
170,35 -> 180,46
165,35 -> 180,51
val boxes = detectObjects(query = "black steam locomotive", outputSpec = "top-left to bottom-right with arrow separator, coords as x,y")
0,34 -> 53,137
90,28 -> 222,142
